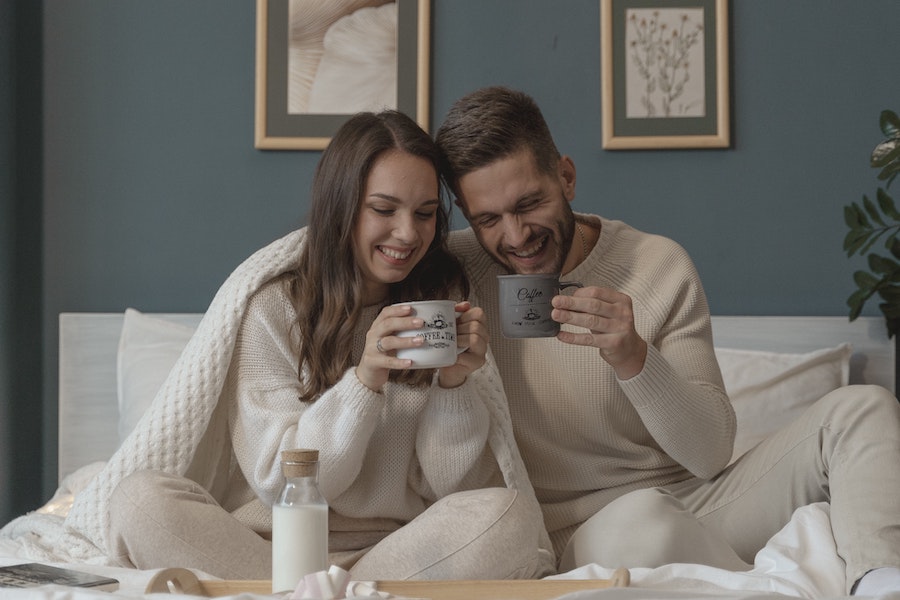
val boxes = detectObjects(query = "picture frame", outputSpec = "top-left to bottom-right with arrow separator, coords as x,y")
600,0 -> 730,150
254,0 -> 430,150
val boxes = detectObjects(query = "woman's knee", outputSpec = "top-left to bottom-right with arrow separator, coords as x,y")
350,487 -> 547,580
110,470 -> 162,529
109,470 -> 210,539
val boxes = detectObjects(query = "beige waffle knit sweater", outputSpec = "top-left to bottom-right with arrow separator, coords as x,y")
449,214 -> 736,555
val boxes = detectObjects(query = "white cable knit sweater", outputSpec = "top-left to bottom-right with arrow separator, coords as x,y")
2,228 -> 553,572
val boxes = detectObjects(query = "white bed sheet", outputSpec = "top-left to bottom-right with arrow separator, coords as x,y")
0,468 -> 874,600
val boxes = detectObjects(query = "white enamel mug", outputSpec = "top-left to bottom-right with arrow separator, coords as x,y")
393,300 -> 465,368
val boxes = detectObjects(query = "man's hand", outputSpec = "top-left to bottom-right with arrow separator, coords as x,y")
550,286 -> 648,379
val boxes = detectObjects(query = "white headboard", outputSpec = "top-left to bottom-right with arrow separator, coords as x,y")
57,313 -> 895,483
58,313 -> 203,482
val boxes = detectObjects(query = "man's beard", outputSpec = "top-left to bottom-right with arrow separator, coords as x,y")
485,210 -> 577,275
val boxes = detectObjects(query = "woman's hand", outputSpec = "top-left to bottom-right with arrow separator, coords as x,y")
356,304 -> 424,392
438,301 -> 489,389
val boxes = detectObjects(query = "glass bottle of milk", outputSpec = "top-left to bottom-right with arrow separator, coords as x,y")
272,448 -> 329,593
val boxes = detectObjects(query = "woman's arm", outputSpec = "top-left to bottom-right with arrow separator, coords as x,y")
226,282 -> 385,505
413,377 -> 498,498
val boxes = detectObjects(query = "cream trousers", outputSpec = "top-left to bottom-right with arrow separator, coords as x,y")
108,474 -> 549,581
560,385 -> 900,594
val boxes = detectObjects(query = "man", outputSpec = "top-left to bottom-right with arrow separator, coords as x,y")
436,86 -> 900,595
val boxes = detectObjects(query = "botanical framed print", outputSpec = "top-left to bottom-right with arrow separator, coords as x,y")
255,0 -> 430,150
601,0 -> 730,149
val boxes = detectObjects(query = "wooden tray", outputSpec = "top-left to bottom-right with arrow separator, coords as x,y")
145,568 -> 631,599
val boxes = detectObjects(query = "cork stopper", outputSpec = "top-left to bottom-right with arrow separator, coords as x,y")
281,449 -> 319,478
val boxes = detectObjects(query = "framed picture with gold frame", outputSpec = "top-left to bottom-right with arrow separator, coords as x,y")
601,0 -> 730,150
254,0 -> 430,150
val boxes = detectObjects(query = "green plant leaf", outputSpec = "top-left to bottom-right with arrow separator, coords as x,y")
863,195 -> 887,226
868,253 -> 900,275
844,204 -> 863,228
844,229 -> 868,255
843,109 -> 900,336
857,229 -> 888,257
876,187 -> 900,219
870,139 -> 900,167
877,163 -> 900,188
848,296 -> 865,321
878,284 -> 900,304
857,200 -> 874,226
848,288 -> 868,320
879,109 -> 900,139
853,269 -> 880,291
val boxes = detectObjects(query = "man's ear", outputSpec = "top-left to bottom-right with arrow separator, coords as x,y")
558,155 -> 576,202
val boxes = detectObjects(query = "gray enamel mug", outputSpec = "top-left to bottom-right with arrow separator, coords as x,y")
497,274 -> 583,338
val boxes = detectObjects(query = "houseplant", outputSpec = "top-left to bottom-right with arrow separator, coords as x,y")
844,109 -> 900,337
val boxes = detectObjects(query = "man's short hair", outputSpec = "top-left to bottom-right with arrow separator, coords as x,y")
435,86 -> 561,197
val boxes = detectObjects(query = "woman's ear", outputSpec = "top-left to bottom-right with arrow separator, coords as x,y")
558,155 -> 576,202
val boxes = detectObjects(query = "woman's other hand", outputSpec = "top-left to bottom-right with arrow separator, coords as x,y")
438,301 -> 488,389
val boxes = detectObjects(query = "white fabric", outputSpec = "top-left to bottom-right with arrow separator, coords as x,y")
715,344 -> 851,462
1,501 -> 883,598
116,309 -> 197,443
552,503 -> 846,598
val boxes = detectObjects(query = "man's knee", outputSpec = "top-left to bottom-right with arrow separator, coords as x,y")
815,385 -> 900,434
560,488 -> 749,572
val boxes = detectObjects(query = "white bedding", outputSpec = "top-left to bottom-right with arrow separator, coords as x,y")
0,498 -> 851,599
0,311 -> 896,599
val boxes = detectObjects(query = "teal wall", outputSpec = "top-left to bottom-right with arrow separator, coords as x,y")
2,0 -> 43,525
4,0 -> 900,516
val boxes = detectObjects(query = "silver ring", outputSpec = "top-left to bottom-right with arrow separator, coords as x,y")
376,338 -> 386,354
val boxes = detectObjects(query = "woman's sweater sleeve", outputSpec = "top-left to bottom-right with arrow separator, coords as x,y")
413,376 -> 497,498
227,284 -> 386,505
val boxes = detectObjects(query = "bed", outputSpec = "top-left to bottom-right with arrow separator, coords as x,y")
0,309 -> 896,599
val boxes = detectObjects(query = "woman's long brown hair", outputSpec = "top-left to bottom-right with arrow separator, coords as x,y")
287,111 -> 469,401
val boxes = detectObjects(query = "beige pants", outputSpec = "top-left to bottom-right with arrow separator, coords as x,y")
560,385 -> 900,594
108,473 -> 548,581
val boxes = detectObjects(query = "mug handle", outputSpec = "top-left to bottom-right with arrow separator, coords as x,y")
560,281 -> 584,289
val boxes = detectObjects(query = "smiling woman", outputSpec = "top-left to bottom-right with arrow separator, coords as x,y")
352,149 -> 439,305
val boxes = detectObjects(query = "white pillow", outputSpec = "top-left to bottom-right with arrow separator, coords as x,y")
715,344 -> 852,463
116,309 -> 197,443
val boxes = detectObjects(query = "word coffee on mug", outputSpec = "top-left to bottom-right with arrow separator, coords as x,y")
497,274 -> 583,338
394,300 -> 461,368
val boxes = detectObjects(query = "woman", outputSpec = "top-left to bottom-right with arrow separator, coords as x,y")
105,111 -> 553,582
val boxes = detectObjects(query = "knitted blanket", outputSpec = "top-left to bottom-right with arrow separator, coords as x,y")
1,228 -> 554,573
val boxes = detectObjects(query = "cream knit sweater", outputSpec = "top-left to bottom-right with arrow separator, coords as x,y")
221,279 -> 503,533
449,214 -> 736,555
